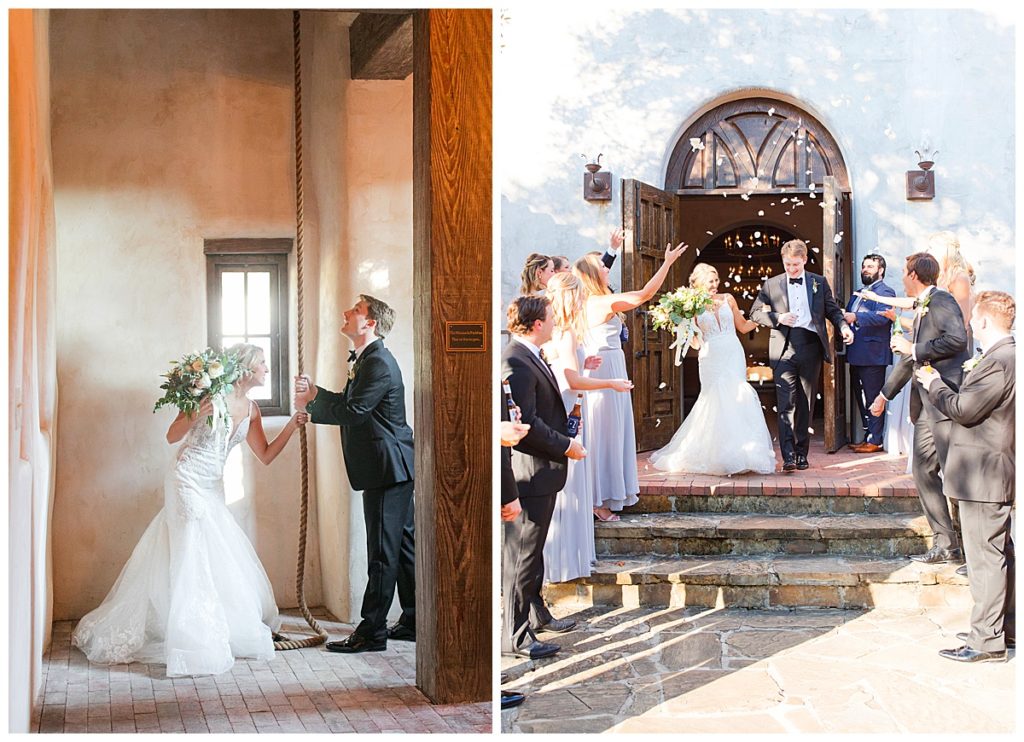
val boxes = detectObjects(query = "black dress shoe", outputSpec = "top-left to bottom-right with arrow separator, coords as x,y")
795,454 -> 809,470
955,564 -> 968,577
502,641 -> 560,659
325,634 -> 386,653
909,546 -> 964,565
957,632 -> 1015,648
782,457 -> 797,472
387,623 -> 416,642
938,645 -> 1007,663
500,690 -> 526,710
533,617 -> 577,634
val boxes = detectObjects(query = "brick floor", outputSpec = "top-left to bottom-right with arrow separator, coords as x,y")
37,610 -> 491,733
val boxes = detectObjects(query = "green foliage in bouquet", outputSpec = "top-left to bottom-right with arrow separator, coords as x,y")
154,348 -> 243,426
649,286 -> 715,333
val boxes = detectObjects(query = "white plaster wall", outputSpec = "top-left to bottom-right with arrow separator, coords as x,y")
499,8 -> 1014,307
49,9 -> 323,619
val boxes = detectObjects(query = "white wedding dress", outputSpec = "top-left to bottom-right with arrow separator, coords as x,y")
650,300 -> 776,475
72,403 -> 281,677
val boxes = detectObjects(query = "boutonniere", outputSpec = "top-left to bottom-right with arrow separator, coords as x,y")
348,367 -> 356,381
916,292 -> 932,317
962,352 -> 983,373
812,279 -> 819,295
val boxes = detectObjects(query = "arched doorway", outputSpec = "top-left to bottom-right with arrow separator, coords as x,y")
622,93 -> 852,453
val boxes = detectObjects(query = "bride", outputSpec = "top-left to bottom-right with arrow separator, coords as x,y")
650,264 -> 776,475
72,343 -> 307,677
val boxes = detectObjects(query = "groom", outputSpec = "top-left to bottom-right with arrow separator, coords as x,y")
294,294 -> 416,653
751,239 -> 854,471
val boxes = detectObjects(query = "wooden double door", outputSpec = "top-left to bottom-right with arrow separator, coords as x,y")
621,176 -> 852,454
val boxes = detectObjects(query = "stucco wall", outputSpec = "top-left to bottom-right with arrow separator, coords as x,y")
49,9 -> 324,619
499,8 -> 1015,307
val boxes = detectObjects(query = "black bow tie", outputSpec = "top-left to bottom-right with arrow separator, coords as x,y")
789,277 -> 803,285
348,350 -> 357,363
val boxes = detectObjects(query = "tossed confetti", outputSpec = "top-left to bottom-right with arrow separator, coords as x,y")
690,137 -> 705,151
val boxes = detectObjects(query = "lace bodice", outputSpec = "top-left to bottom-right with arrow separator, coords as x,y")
175,407 -> 251,472
695,300 -> 734,342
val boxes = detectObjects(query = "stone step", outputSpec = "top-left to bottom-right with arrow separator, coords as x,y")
544,554 -> 970,612
596,512 -> 932,558
631,489 -> 923,515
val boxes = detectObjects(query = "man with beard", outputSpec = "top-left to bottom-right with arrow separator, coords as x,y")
844,254 -> 896,452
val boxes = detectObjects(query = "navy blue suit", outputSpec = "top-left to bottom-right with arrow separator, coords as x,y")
845,279 -> 896,444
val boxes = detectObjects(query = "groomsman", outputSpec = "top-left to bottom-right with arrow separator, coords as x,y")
499,416 -> 529,709
500,295 -> 586,659
916,291 -> 1015,662
751,239 -> 853,471
872,253 -> 970,564
844,254 -> 896,452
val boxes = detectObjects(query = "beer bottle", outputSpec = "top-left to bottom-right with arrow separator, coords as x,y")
566,393 -> 583,438
891,316 -> 904,337
502,379 -> 520,423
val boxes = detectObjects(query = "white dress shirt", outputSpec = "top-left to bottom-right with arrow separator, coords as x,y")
352,336 -> 380,362
785,272 -> 814,331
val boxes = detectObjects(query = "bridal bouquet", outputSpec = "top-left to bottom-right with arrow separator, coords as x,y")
153,348 -> 243,429
649,286 -> 715,365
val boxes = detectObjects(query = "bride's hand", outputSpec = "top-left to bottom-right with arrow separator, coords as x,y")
609,378 -> 634,392
196,396 -> 214,419
855,289 -> 878,302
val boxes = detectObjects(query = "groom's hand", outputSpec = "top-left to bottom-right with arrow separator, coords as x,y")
841,326 -> 855,345
890,335 -> 912,356
777,312 -> 797,327
293,374 -> 317,410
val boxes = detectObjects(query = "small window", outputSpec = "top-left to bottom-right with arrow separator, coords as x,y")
205,238 -> 292,416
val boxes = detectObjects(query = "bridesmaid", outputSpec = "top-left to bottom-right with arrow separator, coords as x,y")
520,253 -> 555,296
574,240 -> 687,521
542,272 -> 632,583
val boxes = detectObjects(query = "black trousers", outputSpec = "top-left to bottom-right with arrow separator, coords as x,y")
774,330 -> 823,460
354,480 -> 416,642
502,492 -> 556,653
850,364 -> 886,444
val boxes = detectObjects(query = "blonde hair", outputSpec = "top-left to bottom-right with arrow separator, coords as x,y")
520,253 -> 553,295
226,342 -> 264,378
546,271 -> 589,342
688,263 -> 719,290
973,290 -> 1015,330
780,239 -> 808,259
573,252 -> 610,297
928,231 -> 976,288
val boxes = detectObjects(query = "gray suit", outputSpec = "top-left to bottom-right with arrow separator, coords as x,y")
924,336 -> 1015,652
881,288 -> 969,550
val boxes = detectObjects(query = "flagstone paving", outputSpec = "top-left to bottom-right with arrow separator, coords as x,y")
501,603 -> 1015,733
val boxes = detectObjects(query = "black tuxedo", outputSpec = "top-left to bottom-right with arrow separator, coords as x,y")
751,271 -> 848,460
307,339 -> 416,642
881,287 -> 969,552
500,338 -> 571,653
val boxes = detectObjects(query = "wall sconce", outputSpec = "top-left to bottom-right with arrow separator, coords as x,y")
906,147 -> 937,201
582,153 -> 612,202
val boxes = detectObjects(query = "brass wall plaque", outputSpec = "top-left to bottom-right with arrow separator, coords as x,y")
445,321 -> 487,352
